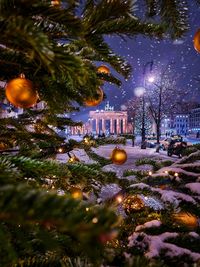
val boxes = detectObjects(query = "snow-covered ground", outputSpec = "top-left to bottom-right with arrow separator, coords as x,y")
92,144 -> 177,177
56,144 -> 178,177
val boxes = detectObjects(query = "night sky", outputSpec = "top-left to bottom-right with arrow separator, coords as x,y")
72,0 -> 200,122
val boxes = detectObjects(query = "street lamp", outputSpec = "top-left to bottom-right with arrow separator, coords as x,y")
148,76 -> 155,83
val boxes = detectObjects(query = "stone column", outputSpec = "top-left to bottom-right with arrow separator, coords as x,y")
110,118 -> 114,134
123,118 -> 127,134
116,119 -> 120,134
102,118 -> 105,133
96,118 -> 99,134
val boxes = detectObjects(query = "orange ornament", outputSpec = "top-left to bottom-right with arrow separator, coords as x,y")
97,65 -> 110,74
51,0 -> 60,7
111,147 -> 127,165
6,75 -> 38,108
194,29 -> 200,53
173,212 -> 198,229
84,88 -> 104,107
70,187 -> 83,200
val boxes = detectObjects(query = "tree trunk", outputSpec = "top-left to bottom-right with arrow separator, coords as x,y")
156,122 -> 160,153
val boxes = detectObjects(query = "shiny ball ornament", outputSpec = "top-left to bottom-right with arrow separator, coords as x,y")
193,29 -> 200,53
51,0 -> 61,7
97,65 -> 110,74
173,212 -> 199,229
122,195 -> 145,215
70,187 -> 83,200
0,142 -> 8,151
67,155 -> 80,163
111,147 -> 127,165
84,88 -> 104,107
6,76 -> 38,108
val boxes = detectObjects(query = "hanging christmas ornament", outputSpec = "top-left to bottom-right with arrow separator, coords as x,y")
70,187 -> 83,200
111,147 -> 127,165
0,142 -> 8,151
5,74 -> 38,108
67,154 -> 80,163
122,195 -> 145,215
173,212 -> 199,229
97,65 -> 110,74
84,88 -> 104,107
51,0 -> 61,7
193,29 -> 200,53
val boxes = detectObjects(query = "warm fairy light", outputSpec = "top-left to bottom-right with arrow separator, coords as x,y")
164,170 -> 169,174
149,171 -> 152,176
92,217 -> 98,224
116,196 -> 123,203
174,172 -> 179,177
86,207 -> 90,211
58,147 -> 63,153
84,137 -> 89,144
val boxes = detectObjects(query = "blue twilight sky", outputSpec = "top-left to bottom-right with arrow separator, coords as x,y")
72,0 -> 200,122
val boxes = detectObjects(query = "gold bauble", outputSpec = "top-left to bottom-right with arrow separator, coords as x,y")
0,142 -> 8,151
111,147 -> 127,165
6,76 -> 38,108
173,212 -> 198,229
122,195 -> 145,214
68,155 -> 80,163
194,29 -> 200,53
97,65 -> 110,74
51,0 -> 60,7
84,88 -> 104,107
70,187 -> 83,200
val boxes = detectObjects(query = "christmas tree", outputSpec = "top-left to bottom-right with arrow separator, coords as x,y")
0,0 -> 200,266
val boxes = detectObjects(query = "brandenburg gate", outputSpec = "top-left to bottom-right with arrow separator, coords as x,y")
88,102 -> 127,134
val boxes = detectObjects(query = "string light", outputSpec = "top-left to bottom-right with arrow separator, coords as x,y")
116,195 -> 123,203
174,172 -> 179,177
164,170 -> 169,174
58,147 -> 63,153
92,217 -> 98,224
149,171 -> 152,176
86,207 -> 90,211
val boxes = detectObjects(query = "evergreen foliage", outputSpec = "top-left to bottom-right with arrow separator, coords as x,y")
0,0 -> 199,266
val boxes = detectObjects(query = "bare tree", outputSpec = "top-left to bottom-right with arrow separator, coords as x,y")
146,65 -> 188,152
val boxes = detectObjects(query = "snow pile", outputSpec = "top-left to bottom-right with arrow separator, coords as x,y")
185,183 -> 200,195
128,232 -> 200,261
135,220 -> 162,232
56,149 -> 96,164
156,166 -> 199,179
100,184 -> 121,200
130,183 -> 196,205
154,188 -> 196,205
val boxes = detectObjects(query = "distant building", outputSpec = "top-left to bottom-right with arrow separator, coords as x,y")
173,114 -> 189,135
189,108 -> 200,133
88,101 -> 127,135
160,116 -> 172,135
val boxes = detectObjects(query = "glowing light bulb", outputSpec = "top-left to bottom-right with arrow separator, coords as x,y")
58,147 -> 63,153
174,172 -> 179,177
116,196 -> 123,203
149,171 -> 152,176
92,217 -> 98,224
148,76 -> 155,83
